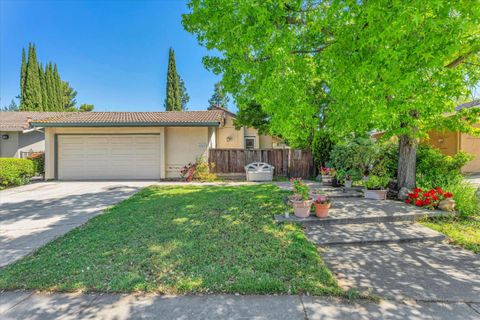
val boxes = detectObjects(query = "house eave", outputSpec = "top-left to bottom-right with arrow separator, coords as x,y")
30,121 -> 222,128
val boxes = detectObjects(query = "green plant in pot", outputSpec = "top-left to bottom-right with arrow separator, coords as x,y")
364,175 -> 390,200
289,178 -> 313,218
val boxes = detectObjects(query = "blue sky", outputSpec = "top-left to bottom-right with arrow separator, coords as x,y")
0,0 -> 231,111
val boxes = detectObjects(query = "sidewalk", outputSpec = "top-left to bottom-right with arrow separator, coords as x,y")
1,292 -> 480,320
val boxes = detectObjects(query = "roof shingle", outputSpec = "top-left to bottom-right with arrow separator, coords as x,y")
29,111 -> 225,127
0,112 -> 71,131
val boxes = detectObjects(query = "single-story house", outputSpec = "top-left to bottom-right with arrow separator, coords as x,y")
0,112 -> 68,158
19,109 -> 283,180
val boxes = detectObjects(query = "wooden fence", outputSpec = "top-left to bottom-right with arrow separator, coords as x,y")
208,149 -> 315,178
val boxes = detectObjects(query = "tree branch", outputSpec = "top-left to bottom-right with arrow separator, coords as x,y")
445,50 -> 479,68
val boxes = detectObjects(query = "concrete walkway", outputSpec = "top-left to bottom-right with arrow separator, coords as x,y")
1,292 -> 480,320
0,181 -> 153,267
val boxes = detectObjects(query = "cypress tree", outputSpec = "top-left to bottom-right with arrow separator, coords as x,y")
20,48 -> 27,108
53,64 -> 62,110
23,43 -> 43,111
164,47 -> 181,111
38,63 -> 48,111
45,63 -> 55,111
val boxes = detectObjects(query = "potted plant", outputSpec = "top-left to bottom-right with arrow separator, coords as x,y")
364,175 -> 390,200
320,167 -> 333,186
290,178 -> 313,218
313,195 -> 332,218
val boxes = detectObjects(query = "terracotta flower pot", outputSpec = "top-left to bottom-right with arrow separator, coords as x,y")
292,199 -> 313,218
313,202 -> 331,218
364,189 -> 388,200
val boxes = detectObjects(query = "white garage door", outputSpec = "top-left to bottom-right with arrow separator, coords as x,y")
58,135 -> 161,180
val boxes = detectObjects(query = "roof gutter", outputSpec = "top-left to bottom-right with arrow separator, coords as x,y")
30,121 -> 222,128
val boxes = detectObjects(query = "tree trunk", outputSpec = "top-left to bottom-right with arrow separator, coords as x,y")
397,134 -> 417,189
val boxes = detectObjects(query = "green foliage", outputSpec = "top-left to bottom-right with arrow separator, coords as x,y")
443,180 -> 480,218
365,175 -> 390,190
178,76 -> 189,110
312,131 -> 334,169
0,158 -> 35,187
165,47 -> 181,111
234,102 -> 270,134
1,99 -> 19,111
208,82 -> 230,109
416,145 -> 473,188
423,216 -> 480,253
22,43 -> 43,111
330,138 -> 377,177
27,153 -> 45,176
79,104 -> 94,112
0,185 -> 341,295
19,44 -> 79,111
183,1 -> 480,184
291,178 -> 310,200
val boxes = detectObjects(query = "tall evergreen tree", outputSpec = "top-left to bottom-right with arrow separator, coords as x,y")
164,47 -> 181,111
208,82 -> 230,109
178,76 -> 189,110
45,63 -> 55,111
20,48 -> 27,107
53,64 -> 62,110
62,81 -> 77,110
38,63 -> 48,111
22,44 -> 43,111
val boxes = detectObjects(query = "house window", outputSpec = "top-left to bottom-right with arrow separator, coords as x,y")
245,137 -> 256,150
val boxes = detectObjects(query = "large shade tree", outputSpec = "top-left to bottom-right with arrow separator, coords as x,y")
183,0 -> 480,188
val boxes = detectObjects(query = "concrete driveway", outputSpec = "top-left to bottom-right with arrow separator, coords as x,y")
0,181 -> 153,268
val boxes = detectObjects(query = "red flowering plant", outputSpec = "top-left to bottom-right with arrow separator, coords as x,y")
180,163 -> 196,182
405,187 -> 453,209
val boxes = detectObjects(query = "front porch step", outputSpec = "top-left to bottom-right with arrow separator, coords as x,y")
275,198 -> 452,225
305,222 -> 445,246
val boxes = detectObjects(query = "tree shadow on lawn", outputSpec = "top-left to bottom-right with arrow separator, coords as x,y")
0,184 -> 342,296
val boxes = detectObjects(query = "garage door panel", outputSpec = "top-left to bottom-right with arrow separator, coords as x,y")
58,135 -> 160,180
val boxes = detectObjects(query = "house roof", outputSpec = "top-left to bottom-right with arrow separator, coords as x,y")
0,112 -> 70,131
29,110 -> 225,127
455,99 -> 480,112
210,105 -> 237,117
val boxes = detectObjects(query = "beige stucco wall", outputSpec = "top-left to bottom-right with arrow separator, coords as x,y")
0,131 -> 19,157
426,130 -> 458,156
215,113 -> 277,149
18,131 -> 45,155
460,131 -> 480,173
165,127 -> 210,178
216,114 -> 245,149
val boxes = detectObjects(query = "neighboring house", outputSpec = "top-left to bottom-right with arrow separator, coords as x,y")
27,110 -> 283,181
0,112 -> 67,158
426,100 -> 480,173
212,105 -> 286,149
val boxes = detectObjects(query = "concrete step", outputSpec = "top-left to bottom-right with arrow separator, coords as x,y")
275,198 -> 452,225
305,222 -> 445,246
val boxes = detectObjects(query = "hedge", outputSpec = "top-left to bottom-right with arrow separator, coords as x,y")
0,158 -> 35,187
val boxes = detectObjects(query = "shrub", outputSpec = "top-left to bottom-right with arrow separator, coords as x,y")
0,158 -> 35,187
330,138 -> 396,179
416,145 -> 473,188
364,175 -> 390,190
290,178 -> 310,200
27,152 -> 45,175
444,181 -> 479,218
312,131 -> 334,169
180,157 -> 218,182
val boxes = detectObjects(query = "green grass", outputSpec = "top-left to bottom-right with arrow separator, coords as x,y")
422,216 -> 480,254
0,184 -> 341,295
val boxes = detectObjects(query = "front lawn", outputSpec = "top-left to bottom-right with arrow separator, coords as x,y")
422,217 -> 480,254
0,184 -> 341,295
